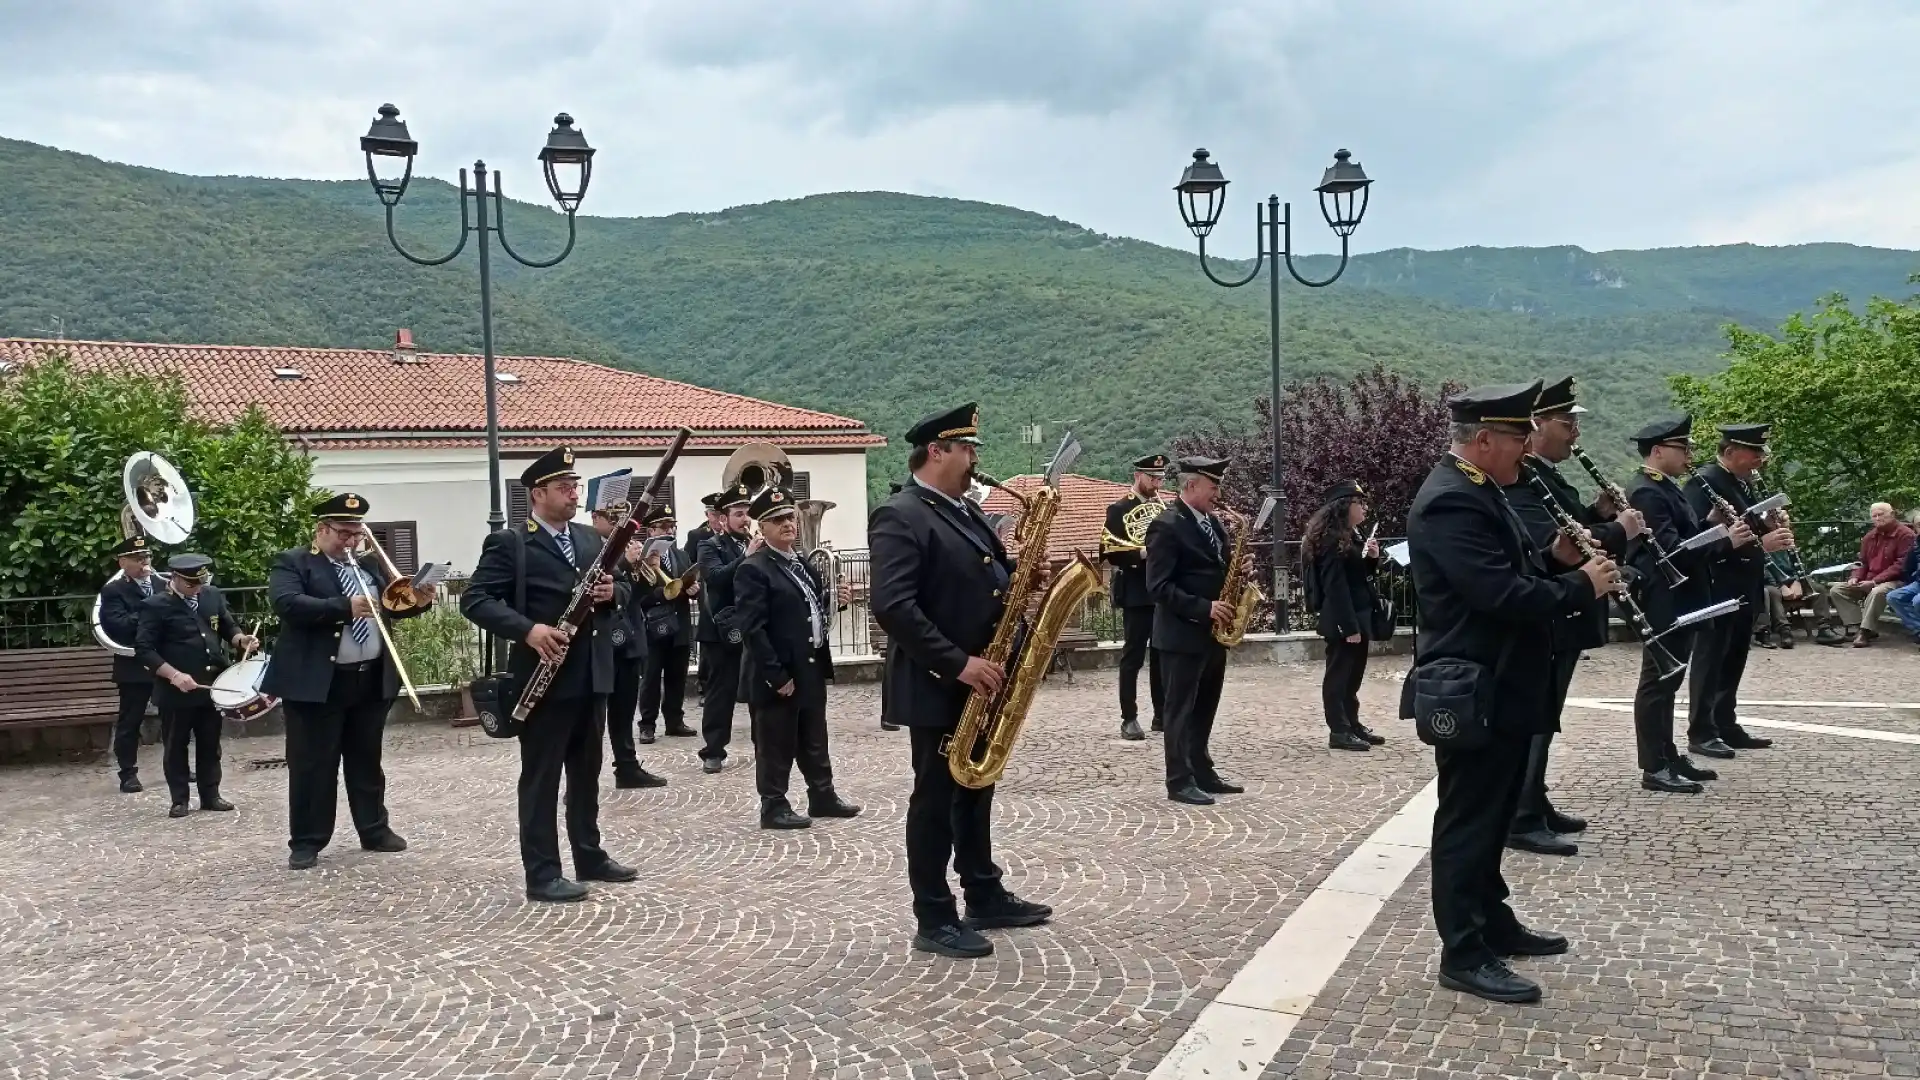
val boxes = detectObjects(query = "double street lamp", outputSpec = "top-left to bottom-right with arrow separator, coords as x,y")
359,103 -> 597,535
1173,147 -> 1374,629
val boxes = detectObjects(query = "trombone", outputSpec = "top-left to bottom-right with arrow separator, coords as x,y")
345,530 -> 424,710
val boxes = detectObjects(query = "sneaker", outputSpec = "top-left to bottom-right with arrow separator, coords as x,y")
913,922 -> 993,958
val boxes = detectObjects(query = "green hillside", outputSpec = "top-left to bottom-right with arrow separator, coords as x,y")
2,137 -> 1915,490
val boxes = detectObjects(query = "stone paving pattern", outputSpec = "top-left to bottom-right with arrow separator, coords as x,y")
1,639 -> 1915,1078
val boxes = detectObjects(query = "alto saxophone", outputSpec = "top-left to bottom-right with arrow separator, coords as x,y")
949,464 -> 1105,790
1212,508 -> 1261,647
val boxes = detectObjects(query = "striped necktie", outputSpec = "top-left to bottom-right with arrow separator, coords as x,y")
331,562 -> 374,645
138,577 -> 153,598
185,594 -> 199,612
1200,515 -> 1222,558
556,526 -> 576,566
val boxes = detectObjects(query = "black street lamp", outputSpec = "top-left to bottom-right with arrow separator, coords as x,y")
1174,146 -> 1373,629
360,103 -> 597,535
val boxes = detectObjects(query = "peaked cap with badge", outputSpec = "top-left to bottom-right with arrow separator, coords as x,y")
520,446 -> 579,488
315,491 -> 370,521
1531,375 -> 1587,416
701,491 -> 727,511
1132,453 -> 1169,473
1175,456 -> 1229,483
906,402 -> 982,447
1321,479 -> 1367,506
717,483 -> 753,510
1632,414 -> 1694,452
111,535 -> 153,559
1448,380 -> 1543,428
642,503 -> 677,527
1719,423 -> 1770,449
167,553 -> 214,582
751,486 -> 798,521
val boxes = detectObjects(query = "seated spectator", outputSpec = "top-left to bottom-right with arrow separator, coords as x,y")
1830,502 -> 1916,647
1757,547 -> 1846,649
1884,524 -> 1920,644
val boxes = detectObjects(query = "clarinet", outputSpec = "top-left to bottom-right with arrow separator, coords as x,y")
1524,465 -> 1683,676
1746,472 -> 1813,584
512,428 -> 693,721
1687,465 -> 1791,586
1569,443 -> 1686,588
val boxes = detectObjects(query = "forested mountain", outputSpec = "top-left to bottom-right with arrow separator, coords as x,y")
3,137 -> 1915,487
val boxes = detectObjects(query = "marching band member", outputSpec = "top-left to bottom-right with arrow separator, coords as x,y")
592,503 -> 667,789
1148,456 -> 1245,806
461,447 -> 638,903
871,403 -> 1051,959
733,484 -> 860,828
1303,480 -> 1386,752
101,535 -> 161,792
263,493 -> 430,870
686,491 -> 726,701
696,485 -> 756,773
635,505 -> 696,745
137,553 -> 256,819
1101,453 -> 1168,741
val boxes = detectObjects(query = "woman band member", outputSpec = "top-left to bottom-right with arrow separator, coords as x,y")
1303,481 -> 1387,751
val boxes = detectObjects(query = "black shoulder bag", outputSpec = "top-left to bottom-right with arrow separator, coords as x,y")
472,530 -> 528,740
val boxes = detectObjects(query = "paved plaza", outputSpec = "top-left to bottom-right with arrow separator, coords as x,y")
2,641 -> 1917,1079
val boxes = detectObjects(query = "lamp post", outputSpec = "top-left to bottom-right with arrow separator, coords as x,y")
1174,147 -> 1373,630
359,103 -> 596,536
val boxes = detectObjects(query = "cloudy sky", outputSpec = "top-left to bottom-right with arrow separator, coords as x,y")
3,0 -> 1916,256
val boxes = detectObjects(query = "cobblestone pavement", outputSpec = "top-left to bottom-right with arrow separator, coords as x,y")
2,641 -> 1915,1079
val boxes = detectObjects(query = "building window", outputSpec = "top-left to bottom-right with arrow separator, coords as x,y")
789,471 -> 811,501
365,521 -> 419,576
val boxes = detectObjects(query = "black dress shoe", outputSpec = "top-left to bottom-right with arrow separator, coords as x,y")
808,794 -> 862,818
1641,768 -> 1703,794
119,776 -> 143,794
288,849 -> 319,871
526,878 -> 590,903
1354,724 -> 1386,746
1775,632 -> 1795,650
1816,627 -> 1849,646
1490,925 -> 1569,957
966,893 -> 1053,930
616,768 -> 669,789
1120,718 -> 1145,741
913,922 -> 993,958
1329,730 -> 1372,752
1722,730 -> 1773,750
579,860 -> 639,883
761,806 -> 813,829
1438,959 -> 1542,1003
1670,756 -> 1718,782
1506,828 -> 1577,856
1197,776 -> 1244,794
1167,785 -> 1215,806
701,757 -> 724,774
1149,717 -> 1164,733
636,726 -> 657,744
168,802 -> 190,819
1752,632 -> 1775,649
200,795 -> 235,812
1545,808 -> 1587,834
1689,739 -> 1736,760
664,723 -> 698,738
361,832 -> 408,853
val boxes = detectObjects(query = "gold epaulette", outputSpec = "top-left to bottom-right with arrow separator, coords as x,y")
1454,458 -> 1487,486
1640,465 -> 1666,482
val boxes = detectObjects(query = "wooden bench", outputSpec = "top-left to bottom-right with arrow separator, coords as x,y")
1048,629 -> 1099,684
0,647 -> 121,732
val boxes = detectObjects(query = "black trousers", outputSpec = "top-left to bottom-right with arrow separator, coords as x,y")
606,653 -> 643,775
695,640 -> 713,696
284,665 -> 392,854
1432,732 -> 1531,969
906,724 -> 1004,927
1511,650 -> 1581,834
1161,646 -> 1226,791
640,643 -> 690,733
1634,624 -> 1696,772
1688,602 -> 1755,744
1321,638 -> 1368,733
699,642 -> 742,762
1117,606 -> 1164,724
163,700 -> 222,803
111,682 -> 153,778
516,692 -> 611,887
752,684 -> 834,809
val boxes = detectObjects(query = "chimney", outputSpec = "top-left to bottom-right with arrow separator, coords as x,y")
391,328 -> 423,364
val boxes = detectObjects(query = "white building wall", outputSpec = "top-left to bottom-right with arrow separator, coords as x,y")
307,445 -> 872,572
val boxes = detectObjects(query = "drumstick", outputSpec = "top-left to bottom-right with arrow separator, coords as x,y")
239,618 -> 263,662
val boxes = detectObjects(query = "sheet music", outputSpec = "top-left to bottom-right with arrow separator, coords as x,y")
410,562 -> 449,590
1810,562 -> 1859,577
1384,541 -> 1412,567
1670,598 -> 1742,630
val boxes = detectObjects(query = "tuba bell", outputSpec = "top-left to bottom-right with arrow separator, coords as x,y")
93,451 -> 196,655
721,441 -> 791,538
796,496 -> 841,605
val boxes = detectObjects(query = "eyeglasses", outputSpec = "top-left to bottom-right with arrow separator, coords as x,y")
545,481 -> 582,494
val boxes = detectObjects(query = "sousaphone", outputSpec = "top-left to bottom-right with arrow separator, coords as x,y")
93,451 -> 197,655
720,442 -> 791,539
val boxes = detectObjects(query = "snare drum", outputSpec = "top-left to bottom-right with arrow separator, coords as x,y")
210,656 -> 279,723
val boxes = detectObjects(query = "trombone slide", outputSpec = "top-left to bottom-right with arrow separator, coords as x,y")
345,551 -> 422,711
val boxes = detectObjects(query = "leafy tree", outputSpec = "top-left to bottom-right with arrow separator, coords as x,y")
1670,275 -> 1920,522
0,350 -> 321,597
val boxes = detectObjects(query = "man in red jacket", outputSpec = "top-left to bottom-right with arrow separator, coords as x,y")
1831,502 -> 1915,646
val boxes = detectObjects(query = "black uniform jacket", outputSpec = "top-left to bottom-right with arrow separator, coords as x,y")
1146,498 -> 1228,655
1505,455 -> 1629,652
697,531 -> 749,645
460,519 -> 629,700
682,524 -> 712,578
1400,456 -> 1596,736
638,541 -> 695,648
869,481 -> 1013,730
1101,492 -> 1163,609
135,585 -> 238,710
99,573 -> 157,685
733,548 -> 837,708
1308,533 -> 1381,642
1627,466 -> 1718,632
260,548 -> 432,704
1684,462 -> 1772,606
606,554 -> 651,662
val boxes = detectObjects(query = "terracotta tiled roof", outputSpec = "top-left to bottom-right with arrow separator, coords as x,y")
980,474 -> 1170,562
0,338 -> 883,447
